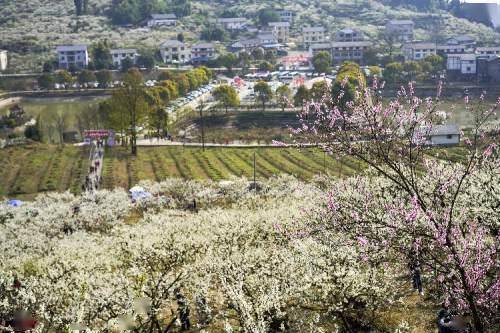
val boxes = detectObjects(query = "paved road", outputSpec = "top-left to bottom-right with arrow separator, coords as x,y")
136,138 -> 316,148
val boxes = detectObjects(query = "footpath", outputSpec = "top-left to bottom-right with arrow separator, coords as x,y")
83,141 -> 105,192
136,138 -> 318,148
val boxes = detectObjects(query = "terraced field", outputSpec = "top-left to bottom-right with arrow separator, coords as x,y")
0,144 -> 90,199
100,146 -> 365,190
1,144 -> 468,199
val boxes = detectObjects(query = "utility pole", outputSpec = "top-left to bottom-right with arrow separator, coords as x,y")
323,150 -> 326,174
199,98 -> 205,151
253,151 -> 256,191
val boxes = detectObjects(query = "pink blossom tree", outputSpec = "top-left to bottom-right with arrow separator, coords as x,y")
293,78 -> 499,332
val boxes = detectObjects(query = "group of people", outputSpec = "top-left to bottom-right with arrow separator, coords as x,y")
82,140 -> 105,192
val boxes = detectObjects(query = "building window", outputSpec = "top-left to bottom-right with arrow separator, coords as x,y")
447,135 -> 453,139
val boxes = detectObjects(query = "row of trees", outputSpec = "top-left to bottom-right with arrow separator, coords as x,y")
384,54 -> 445,84
102,67 -> 212,155
38,69 -> 113,89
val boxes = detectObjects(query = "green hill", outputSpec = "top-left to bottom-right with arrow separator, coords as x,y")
0,0 -> 499,72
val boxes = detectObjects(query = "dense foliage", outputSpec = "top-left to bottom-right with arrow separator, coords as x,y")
0,176 -> 407,332
108,0 -> 191,25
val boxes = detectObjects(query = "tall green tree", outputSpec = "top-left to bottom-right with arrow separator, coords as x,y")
254,81 -> 273,112
37,73 -> 55,90
275,84 -> 292,112
77,70 -> 96,87
213,85 -> 240,113
96,70 -> 112,88
258,8 -> 279,25
403,61 -> 422,81
108,68 -> 149,155
332,62 -> 366,110
384,62 -> 404,84
294,85 -> 310,107
56,70 -> 74,89
92,40 -> 112,70
137,53 -> 155,70
218,53 -> 238,74
312,51 -> 332,74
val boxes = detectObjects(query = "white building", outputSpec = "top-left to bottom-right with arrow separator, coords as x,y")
257,33 -> 279,47
160,40 -> 191,64
385,20 -> 414,42
214,17 -> 247,30
447,36 -> 476,49
437,44 -> 467,55
336,28 -> 364,42
277,10 -> 294,23
476,46 -> 500,58
56,45 -> 89,69
331,41 -> 372,63
402,42 -> 437,61
309,43 -> 332,57
447,54 -> 477,76
414,124 -> 461,147
191,42 -> 216,63
231,38 -> 261,53
0,50 -> 7,71
147,14 -> 177,27
302,27 -> 326,47
268,22 -> 290,43
110,49 -> 139,68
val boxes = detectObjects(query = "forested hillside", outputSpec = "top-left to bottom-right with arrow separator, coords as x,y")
0,0 -> 498,72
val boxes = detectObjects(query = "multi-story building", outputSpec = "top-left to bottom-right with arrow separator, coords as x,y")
331,41 -> 372,64
191,42 -> 216,63
476,46 -> 500,58
268,22 -> 290,43
110,49 -> 139,68
335,28 -> 364,42
447,36 -> 476,49
147,13 -> 177,27
56,45 -> 89,69
231,38 -> 262,53
302,27 -> 326,47
385,20 -> 414,42
446,54 -> 477,80
277,10 -> 294,23
402,42 -> 437,61
0,50 -> 7,71
159,40 -> 191,64
309,41 -> 372,64
257,33 -> 279,47
214,17 -> 247,31
437,44 -> 467,57
477,56 -> 500,82
309,43 -> 332,57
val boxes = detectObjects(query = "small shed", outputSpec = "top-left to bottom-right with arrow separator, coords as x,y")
415,124 -> 461,147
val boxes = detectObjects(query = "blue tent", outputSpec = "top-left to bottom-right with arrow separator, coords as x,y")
7,199 -> 23,207
130,186 -> 152,201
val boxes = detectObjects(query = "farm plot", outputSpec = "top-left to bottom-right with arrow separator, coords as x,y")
0,144 -> 89,199
101,146 -> 366,190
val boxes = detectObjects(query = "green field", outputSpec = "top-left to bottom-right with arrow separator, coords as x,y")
101,146 -> 365,190
0,144 -> 90,199
0,144 -> 366,198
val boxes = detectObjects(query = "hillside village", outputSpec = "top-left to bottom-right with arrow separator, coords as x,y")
1,1 -> 500,84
